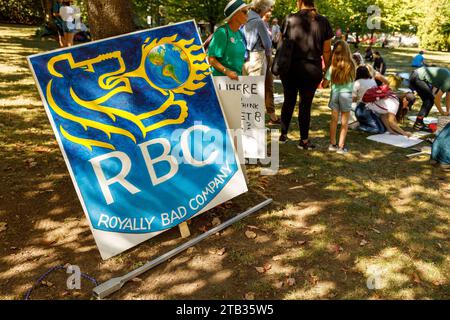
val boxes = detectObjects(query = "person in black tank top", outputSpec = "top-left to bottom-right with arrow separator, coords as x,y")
279,0 -> 333,149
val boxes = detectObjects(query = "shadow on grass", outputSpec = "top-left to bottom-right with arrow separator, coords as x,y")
0,24 -> 449,300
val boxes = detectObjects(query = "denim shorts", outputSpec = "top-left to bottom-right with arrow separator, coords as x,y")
63,21 -> 76,33
328,91 -> 353,112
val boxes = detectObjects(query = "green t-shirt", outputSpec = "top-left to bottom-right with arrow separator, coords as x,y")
416,67 -> 450,92
207,24 -> 246,76
325,67 -> 354,93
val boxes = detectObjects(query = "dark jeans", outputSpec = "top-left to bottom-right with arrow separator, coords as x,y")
355,103 -> 386,134
280,60 -> 322,140
409,71 -> 434,118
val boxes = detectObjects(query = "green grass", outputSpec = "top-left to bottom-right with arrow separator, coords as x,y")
0,24 -> 449,300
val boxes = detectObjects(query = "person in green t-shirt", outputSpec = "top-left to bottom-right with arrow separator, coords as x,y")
207,0 -> 249,80
409,66 -> 450,131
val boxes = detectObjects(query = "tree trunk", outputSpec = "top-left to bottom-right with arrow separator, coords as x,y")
86,0 -> 136,40
41,0 -> 53,22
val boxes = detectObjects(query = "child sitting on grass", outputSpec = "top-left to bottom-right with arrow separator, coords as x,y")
322,40 -> 356,154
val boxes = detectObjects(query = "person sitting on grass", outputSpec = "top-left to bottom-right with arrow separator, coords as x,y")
352,66 -> 384,134
365,45 -> 373,62
322,40 -> 356,155
353,65 -> 377,103
373,51 -> 387,75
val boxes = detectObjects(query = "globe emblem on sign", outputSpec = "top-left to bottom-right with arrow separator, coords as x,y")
145,44 -> 191,89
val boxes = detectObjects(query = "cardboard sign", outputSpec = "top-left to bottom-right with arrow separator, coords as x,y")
214,76 -> 266,159
28,21 -> 247,259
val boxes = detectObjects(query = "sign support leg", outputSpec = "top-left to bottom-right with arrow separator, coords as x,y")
178,222 -> 191,238
92,198 -> 272,299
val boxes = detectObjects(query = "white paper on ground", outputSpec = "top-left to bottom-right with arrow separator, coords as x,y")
367,132 -> 423,148
408,116 -> 438,124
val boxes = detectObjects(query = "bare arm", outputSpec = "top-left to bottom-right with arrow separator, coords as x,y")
434,90 -> 449,116
375,71 -> 389,86
380,114 -> 396,134
446,91 -> 450,114
385,113 -> 411,137
207,56 -> 238,80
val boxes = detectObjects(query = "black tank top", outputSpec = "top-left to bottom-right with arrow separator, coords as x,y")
285,10 -> 333,62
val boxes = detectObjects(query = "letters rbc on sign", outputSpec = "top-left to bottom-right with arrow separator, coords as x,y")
28,21 -> 247,259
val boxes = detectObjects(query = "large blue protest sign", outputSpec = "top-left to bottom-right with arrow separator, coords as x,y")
28,21 -> 247,259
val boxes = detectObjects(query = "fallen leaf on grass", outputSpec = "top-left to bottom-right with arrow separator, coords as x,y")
24,158 -> 37,168
0,222 -> 7,232
328,244 -> 344,254
432,280 -> 444,286
360,240 -> 368,246
274,281 -> 284,289
248,225 -> 268,233
371,228 -> 381,234
245,292 -> 255,300
245,231 -> 257,239
33,146 -> 53,153
186,247 -> 197,254
41,281 -> 53,287
296,240 -> 308,246
263,263 -> 272,271
216,248 -> 226,256
211,217 -> 221,227
412,273 -> 421,284
209,247 -> 226,256
255,267 -> 265,274
286,278 -> 296,286
308,275 -> 319,285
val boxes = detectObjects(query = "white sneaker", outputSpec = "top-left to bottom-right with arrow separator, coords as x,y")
336,146 -> 349,154
328,144 -> 338,151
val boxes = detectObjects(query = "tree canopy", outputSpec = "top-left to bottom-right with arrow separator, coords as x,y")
0,0 -> 448,51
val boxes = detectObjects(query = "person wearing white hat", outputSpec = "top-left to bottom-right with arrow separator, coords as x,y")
207,0 -> 250,80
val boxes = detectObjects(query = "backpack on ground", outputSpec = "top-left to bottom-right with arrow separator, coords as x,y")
362,85 -> 396,104
431,123 -> 450,165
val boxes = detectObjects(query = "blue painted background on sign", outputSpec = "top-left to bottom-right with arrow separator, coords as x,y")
29,21 -> 239,234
